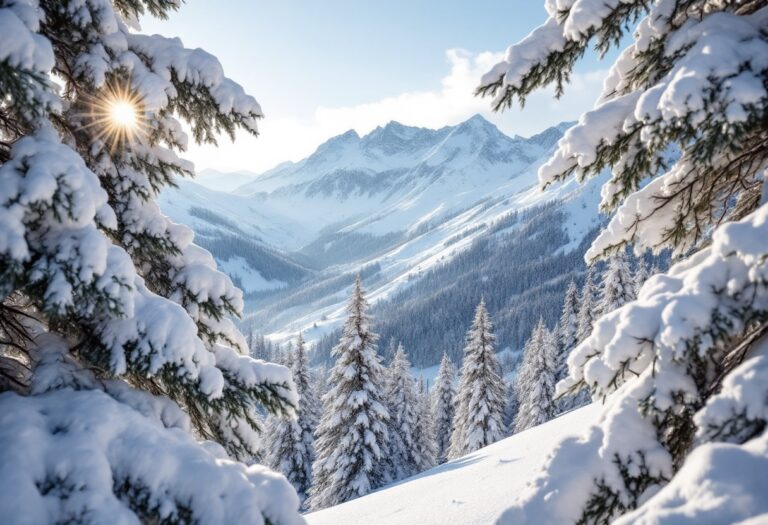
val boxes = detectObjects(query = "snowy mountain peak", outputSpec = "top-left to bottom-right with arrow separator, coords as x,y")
311,129 -> 362,159
234,116 -> 574,211
453,113 -> 501,136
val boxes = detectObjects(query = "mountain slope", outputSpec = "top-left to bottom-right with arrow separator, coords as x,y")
304,404 -> 600,525
160,116 -> 605,360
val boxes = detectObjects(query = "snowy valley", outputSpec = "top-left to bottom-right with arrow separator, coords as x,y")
160,115 -> 605,367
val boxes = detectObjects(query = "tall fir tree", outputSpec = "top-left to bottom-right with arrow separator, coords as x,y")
0,0 -> 300,521
448,299 -> 506,459
431,352 -> 457,463
383,343 -> 420,481
556,279 -> 585,413
481,1 -> 768,522
414,377 -> 438,472
556,279 -> 579,381
309,277 -> 389,510
599,250 -> 636,316
514,318 -> 557,433
265,333 -> 318,506
576,265 -> 599,343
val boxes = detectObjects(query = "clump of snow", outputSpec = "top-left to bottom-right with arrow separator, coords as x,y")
0,388 -> 304,525
0,1 -> 54,73
499,201 -> 768,524
613,432 -> 768,524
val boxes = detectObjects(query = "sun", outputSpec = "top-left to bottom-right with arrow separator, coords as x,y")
83,81 -> 147,149
110,100 -> 138,128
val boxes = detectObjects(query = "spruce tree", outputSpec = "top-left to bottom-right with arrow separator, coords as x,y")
413,377 -> 438,472
576,265 -> 599,343
556,279 -> 579,381
514,318 -> 557,433
448,299 -> 506,459
265,333 -> 318,506
383,343 -> 420,481
556,279 -> 585,413
431,352 -> 457,463
599,250 -> 635,316
482,1 -> 768,522
0,1 -> 299,521
633,258 -> 650,297
309,277 -> 389,510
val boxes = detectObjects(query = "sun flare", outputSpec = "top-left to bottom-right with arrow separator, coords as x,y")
84,81 -> 147,149
110,100 -> 138,128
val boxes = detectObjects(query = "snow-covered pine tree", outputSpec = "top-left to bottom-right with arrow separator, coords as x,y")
0,1 -> 301,522
309,277 -> 389,510
266,333 -> 318,506
431,352 -> 457,463
514,318 -> 557,433
414,377 -> 438,472
482,1 -> 768,523
598,250 -> 635,316
448,299 -> 506,458
633,257 -> 650,297
576,265 -> 599,343
556,279 -> 579,381
383,343 -> 420,481
556,279 -> 586,413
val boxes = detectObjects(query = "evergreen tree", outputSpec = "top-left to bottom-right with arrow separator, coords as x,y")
431,352 -> 457,463
482,1 -> 768,522
599,250 -> 635,316
514,318 -> 557,433
576,265 -> 599,343
383,343 -> 420,481
413,377 -> 438,472
633,258 -> 650,297
556,279 -> 584,413
448,300 -> 506,458
265,333 -> 318,506
556,279 -> 579,381
0,1 -> 299,521
309,277 -> 389,510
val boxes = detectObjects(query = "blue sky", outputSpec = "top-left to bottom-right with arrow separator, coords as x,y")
142,1 -> 613,172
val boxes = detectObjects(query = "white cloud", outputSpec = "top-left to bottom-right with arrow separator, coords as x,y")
185,49 -> 606,173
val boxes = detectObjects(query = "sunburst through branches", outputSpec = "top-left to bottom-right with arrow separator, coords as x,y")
84,81 -> 147,149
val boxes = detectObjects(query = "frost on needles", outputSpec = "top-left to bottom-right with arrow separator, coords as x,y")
0,1 -> 302,523
479,0 -> 768,523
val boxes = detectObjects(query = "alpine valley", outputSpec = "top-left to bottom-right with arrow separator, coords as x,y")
159,115 -> 606,368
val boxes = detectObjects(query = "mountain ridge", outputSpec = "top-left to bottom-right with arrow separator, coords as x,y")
159,115 -> 602,360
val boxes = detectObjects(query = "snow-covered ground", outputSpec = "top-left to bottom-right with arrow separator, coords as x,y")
305,403 -> 599,525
